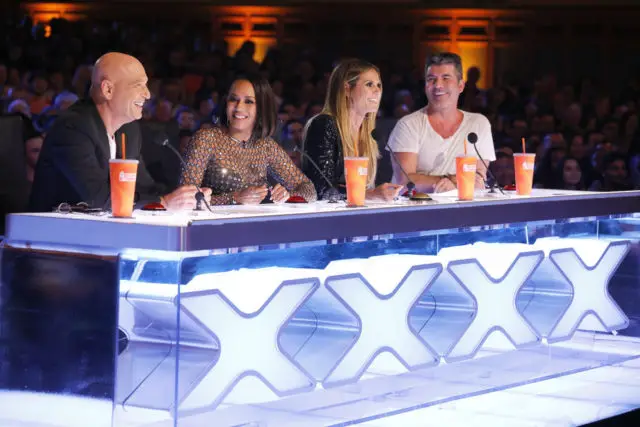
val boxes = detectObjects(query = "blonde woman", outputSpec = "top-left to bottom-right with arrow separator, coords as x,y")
302,58 -> 403,201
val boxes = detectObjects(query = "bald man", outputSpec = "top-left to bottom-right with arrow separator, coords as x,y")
29,52 -> 210,212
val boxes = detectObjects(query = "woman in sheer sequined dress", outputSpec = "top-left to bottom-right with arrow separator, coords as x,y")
180,76 -> 317,205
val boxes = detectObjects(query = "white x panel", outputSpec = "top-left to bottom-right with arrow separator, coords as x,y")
445,250 -> 543,361
544,240 -> 630,341
322,255 -> 442,387
177,269 -> 319,413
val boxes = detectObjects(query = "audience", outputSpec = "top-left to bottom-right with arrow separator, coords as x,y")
2,16 -> 640,216
553,156 -> 585,191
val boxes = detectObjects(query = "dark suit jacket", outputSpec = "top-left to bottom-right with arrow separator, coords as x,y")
29,100 -> 166,212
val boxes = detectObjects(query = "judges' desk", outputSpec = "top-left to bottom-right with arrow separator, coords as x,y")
2,189 -> 640,427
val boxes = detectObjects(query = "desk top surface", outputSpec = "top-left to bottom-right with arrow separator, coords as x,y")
5,189 -> 640,252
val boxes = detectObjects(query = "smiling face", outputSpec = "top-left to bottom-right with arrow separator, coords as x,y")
111,60 -> 149,123
347,68 -> 382,116
425,63 -> 464,112
226,79 -> 257,139
98,55 -> 150,127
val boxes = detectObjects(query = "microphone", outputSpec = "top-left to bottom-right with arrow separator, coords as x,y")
467,132 -> 504,195
153,135 -> 213,212
373,129 -> 431,201
294,146 -> 343,203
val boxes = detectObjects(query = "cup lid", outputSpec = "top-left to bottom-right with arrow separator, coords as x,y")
109,159 -> 140,163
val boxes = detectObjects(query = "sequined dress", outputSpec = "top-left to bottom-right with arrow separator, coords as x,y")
302,114 -> 346,199
180,126 -> 317,204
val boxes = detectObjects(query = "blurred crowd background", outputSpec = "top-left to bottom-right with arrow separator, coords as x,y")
2,1 -> 640,231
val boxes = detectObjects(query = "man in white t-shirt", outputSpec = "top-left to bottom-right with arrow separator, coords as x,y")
387,52 -> 496,193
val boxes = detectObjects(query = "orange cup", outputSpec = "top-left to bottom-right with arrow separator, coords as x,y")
344,156 -> 368,207
514,153 -> 536,196
455,156 -> 477,201
109,159 -> 139,217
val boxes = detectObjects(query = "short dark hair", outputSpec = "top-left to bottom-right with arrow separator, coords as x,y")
425,52 -> 463,80
602,152 -> 627,171
220,75 -> 278,141
174,106 -> 194,120
285,118 -> 304,129
495,151 -> 513,161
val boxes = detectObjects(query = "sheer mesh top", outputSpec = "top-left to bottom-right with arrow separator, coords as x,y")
180,126 -> 317,204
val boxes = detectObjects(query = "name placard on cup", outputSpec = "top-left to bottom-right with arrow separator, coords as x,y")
345,157 -> 368,207
109,159 -> 139,218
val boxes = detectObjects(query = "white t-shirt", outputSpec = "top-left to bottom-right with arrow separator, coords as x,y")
387,108 -> 496,177
108,133 -> 116,159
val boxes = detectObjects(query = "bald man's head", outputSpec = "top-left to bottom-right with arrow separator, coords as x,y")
90,52 -> 150,131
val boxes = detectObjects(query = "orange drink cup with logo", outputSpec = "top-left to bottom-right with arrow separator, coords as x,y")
514,153 -> 536,196
344,156 -> 368,207
455,156 -> 477,201
109,159 -> 138,217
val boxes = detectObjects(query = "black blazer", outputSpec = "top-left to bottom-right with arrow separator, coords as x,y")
302,114 -> 346,199
29,100 -> 166,212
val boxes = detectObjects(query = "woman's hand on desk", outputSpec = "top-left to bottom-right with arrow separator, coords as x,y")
161,186 -> 212,210
234,185 -> 269,205
369,183 -> 404,202
434,176 -> 456,193
270,184 -> 290,204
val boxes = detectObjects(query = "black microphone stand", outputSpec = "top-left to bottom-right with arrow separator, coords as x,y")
294,146 -> 343,203
467,132 -> 505,196
157,138 -> 214,212
381,142 -> 431,201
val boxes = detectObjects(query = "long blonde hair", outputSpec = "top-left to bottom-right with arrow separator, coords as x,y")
323,58 -> 381,187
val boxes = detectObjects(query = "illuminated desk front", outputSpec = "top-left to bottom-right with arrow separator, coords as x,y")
2,189 -> 640,427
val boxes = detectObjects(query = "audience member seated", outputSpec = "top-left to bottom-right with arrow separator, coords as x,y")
180,75 -> 317,204
589,152 -> 634,191
28,72 -> 52,115
53,91 -> 79,112
387,52 -> 495,193
302,58 -> 402,201
489,151 -> 515,188
139,119 -> 182,192
176,106 -> 197,133
552,156 -> 585,190
534,146 -> 568,189
24,130 -> 43,191
280,118 -> 304,167
7,99 -> 31,118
